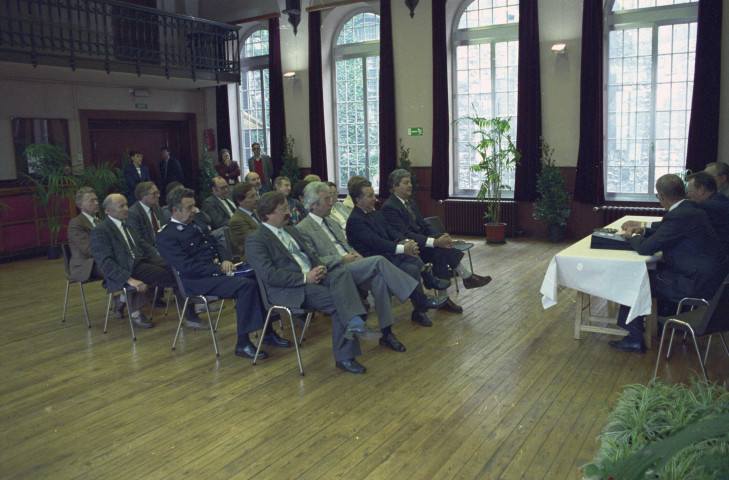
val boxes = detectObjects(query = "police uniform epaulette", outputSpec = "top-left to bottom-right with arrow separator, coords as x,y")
160,223 -> 170,231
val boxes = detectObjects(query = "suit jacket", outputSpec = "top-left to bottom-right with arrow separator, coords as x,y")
89,216 -> 160,293
247,154 -> 274,189
630,201 -> 728,300
67,213 -> 97,282
201,194 -> 236,230
245,224 -> 329,307
346,206 -> 406,262
156,221 -> 231,280
718,183 -> 729,199
698,193 -> 729,255
123,164 -> 150,205
381,195 -> 439,248
126,201 -> 166,247
228,208 -> 259,261
296,214 -> 355,268
159,156 -> 184,193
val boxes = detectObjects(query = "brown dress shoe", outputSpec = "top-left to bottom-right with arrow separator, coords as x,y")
438,298 -> 463,313
112,295 -> 125,319
462,274 -> 492,289
131,312 -> 154,328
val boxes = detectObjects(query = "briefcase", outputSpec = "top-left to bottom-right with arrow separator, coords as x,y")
590,231 -> 633,251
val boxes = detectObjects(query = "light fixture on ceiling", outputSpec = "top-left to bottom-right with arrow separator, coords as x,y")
283,0 -> 301,36
405,0 -> 419,18
284,71 -> 296,79
551,43 -> 567,54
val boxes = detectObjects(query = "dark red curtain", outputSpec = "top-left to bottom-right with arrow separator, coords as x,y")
573,0 -> 604,204
685,0 -> 722,172
268,18 -> 286,177
215,85 -> 231,154
378,0 -> 396,197
514,0 -> 542,202
308,11 -> 327,180
430,0 -> 449,200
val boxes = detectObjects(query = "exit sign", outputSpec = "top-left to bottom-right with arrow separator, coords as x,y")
135,103 -> 148,109
408,127 -> 423,136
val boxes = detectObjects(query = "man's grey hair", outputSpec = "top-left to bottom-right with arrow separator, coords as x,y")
75,186 -> 96,206
655,174 -> 686,201
303,182 -> 332,211
135,181 -> 156,200
388,169 -> 411,193
166,187 -> 195,211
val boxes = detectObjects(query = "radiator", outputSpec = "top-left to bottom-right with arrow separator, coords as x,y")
443,199 -> 517,237
593,206 -> 665,225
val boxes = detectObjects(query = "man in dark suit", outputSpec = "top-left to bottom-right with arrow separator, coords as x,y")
229,182 -> 260,262
686,171 -> 729,255
159,146 -> 184,196
156,187 -> 289,360
123,150 -> 150,205
201,176 -> 237,230
247,142 -> 273,192
127,182 -> 166,247
346,180 -> 452,327
612,174 -> 729,354
298,182 -> 443,352
705,161 -> 729,199
89,193 -> 204,329
246,191 -> 383,374
381,169 -> 491,314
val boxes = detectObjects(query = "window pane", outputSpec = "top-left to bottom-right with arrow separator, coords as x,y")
459,0 -> 519,29
239,67 -> 270,162
243,29 -> 269,58
336,13 -> 380,45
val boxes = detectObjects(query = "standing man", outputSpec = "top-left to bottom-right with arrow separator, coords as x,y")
346,180 -> 451,327
127,182 -> 166,247
298,182 -> 438,352
246,192 -> 382,374
247,142 -> 273,193
157,187 -> 289,360
229,181 -> 260,262
201,176 -> 237,230
244,171 -> 263,196
123,150 -> 150,205
704,162 -> 729,198
159,146 -> 184,196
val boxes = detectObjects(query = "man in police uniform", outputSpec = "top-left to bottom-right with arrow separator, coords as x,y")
156,187 -> 291,359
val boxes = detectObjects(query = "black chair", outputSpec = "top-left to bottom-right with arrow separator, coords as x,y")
254,274 -> 316,376
424,216 -> 475,293
171,269 -> 225,357
103,284 -> 158,342
653,274 -> 729,381
61,243 -> 102,328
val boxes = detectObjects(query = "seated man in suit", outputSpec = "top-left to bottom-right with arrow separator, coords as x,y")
229,181 -> 260,262
68,187 -> 104,283
127,182 -> 166,247
157,187 -> 289,360
244,171 -> 263,196
90,193 -> 204,329
161,182 -> 212,230
704,161 -> 729,198
123,150 -> 150,206
612,174 -> 729,354
246,192 -> 383,374
346,180 -> 452,327
297,182 -> 443,352
686,171 -> 729,255
381,169 -> 491,312
201,176 -> 238,230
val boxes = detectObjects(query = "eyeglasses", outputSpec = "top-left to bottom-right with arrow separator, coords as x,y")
275,204 -> 291,213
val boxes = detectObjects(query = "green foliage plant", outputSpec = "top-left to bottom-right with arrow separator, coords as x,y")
21,142 -> 79,247
397,138 -> 419,197
198,145 -> 217,201
279,135 -> 301,184
583,378 -> 729,480
80,161 -> 122,204
533,138 -> 571,227
460,114 -> 521,225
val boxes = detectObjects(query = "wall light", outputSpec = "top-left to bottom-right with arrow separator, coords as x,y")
284,71 -> 296,79
551,43 -> 567,54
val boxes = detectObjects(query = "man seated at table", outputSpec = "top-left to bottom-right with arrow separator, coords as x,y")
704,161 -> 729,198
297,182 -> 431,352
381,169 -> 491,313
346,179 -> 451,327
612,174 -> 729,354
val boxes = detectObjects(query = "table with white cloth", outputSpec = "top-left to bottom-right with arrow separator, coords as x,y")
540,216 -> 663,347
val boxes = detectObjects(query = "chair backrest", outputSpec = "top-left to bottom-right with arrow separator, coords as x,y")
171,268 -> 190,299
210,226 -> 231,257
701,273 -> 729,336
61,243 -> 72,276
254,273 -> 275,311
424,216 -> 446,235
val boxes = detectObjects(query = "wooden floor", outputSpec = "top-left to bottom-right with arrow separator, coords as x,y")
2,238 -> 727,480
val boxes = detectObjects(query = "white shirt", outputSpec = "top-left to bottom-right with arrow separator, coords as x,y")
263,223 -> 310,282
216,195 -> 236,217
81,212 -> 98,226
109,216 -> 136,256
140,202 -> 160,232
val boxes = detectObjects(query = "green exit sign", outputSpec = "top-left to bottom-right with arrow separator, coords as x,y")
135,103 -> 148,109
408,127 -> 423,136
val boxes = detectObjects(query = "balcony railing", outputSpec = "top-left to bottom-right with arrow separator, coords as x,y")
0,0 -> 240,83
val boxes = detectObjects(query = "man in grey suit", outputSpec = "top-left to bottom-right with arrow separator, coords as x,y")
247,142 -> 273,192
245,191 -> 383,374
201,176 -> 237,230
127,182 -> 166,247
297,182 -> 439,352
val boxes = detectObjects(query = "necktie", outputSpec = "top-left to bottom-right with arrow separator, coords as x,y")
405,200 -> 417,222
278,229 -> 312,273
150,211 -> 159,235
225,199 -> 236,214
323,218 -> 349,256
121,221 -> 138,258
93,217 -> 100,226
251,211 -> 260,224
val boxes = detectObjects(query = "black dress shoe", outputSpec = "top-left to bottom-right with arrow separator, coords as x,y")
235,343 -> 268,359
262,330 -> 293,348
425,295 -> 449,310
335,358 -> 366,374
438,298 -> 464,313
422,270 -> 451,290
113,295 -> 125,319
154,298 -> 167,308
608,338 -> 646,354
344,323 -> 382,341
411,310 -> 433,327
462,274 -> 492,289
131,312 -> 154,329
379,332 -> 406,352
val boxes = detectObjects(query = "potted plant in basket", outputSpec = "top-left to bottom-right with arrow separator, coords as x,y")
533,138 -> 571,242
21,142 -> 78,259
462,115 -> 521,243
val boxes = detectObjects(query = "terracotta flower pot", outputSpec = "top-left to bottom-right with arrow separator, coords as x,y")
485,223 -> 506,244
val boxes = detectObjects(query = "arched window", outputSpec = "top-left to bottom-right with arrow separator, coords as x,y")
239,28 -> 269,166
332,11 -> 380,192
453,0 -> 519,196
605,0 -> 698,199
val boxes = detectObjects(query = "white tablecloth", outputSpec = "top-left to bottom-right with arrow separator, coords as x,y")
540,216 -> 662,323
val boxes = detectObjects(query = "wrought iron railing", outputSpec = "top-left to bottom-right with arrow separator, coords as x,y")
0,0 -> 240,82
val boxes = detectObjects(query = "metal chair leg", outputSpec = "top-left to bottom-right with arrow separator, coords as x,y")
299,312 -> 313,346
288,312 -> 304,376
171,298 -> 189,351
213,300 -> 224,332
653,324 -> 670,380
666,329 -> 677,360
104,293 -> 113,333
719,333 -> 729,357
253,311 -> 273,365
78,283 -> 92,329
123,287 -> 136,342
61,280 -> 70,323
704,336 -> 712,365
165,287 -> 173,316
203,299 -> 219,357
688,328 -> 709,381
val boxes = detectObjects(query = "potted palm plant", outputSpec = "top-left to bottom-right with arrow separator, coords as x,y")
21,142 -> 78,259
533,138 -> 571,242
462,115 -> 521,244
